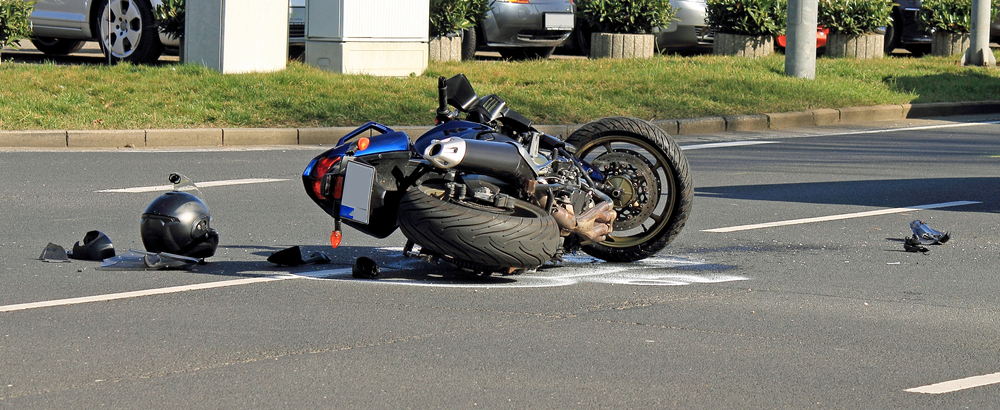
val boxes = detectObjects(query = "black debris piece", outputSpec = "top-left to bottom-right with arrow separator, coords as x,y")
353,257 -> 380,279
68,230 -> 116,261
904,235 -> 931,254
40,243 -> 71,263
267,246 -> 331,266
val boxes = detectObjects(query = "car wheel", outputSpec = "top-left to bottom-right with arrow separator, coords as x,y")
461,28 -> 477,60
96,0 -> 164,63
30,38 -> 87,55
498,47 -> 556,60
884,10 -> 901,54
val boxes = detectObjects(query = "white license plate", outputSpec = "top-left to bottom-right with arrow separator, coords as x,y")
545,13 -> 574,31
340,161 -> 375,225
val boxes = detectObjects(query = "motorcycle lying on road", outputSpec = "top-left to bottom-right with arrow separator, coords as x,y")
302,74 -> 693,276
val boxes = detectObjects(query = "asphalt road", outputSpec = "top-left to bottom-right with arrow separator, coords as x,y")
3,115 -> 1000,408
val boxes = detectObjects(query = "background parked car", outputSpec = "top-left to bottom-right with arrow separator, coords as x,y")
651,0 -> 712,52
463,0 -> 576,60
884,0 -> 932,53
885,0 -> 1000,54
26,0 -> 177,63
25,0 -> 305,63
568,0 -> 712,55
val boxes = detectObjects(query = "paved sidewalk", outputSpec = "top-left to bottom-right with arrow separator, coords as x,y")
2,100 -> 999,148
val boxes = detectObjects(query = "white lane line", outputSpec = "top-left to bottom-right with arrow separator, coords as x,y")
703,201 -> 981,233
96,178 -> 288,193
681,141 -> 779,150
0,267 -> 354,313
0,276 -> 292,313
906,371 -> 1000,394
810,120 -> 1000,138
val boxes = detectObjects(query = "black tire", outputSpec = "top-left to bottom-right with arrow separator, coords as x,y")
884,10 -> 902,54
566,117 -> 693,262
498,46 -> 556,60
461,28 -> 477,61
397,183 -> 561,270
95,0 -> 164,64
30,37 -> 86,55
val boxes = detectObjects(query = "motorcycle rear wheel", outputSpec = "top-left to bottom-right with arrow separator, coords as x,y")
397,183 -> 561,271
566,117 -> 693,262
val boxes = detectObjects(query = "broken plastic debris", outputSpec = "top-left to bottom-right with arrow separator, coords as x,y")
267,246 -> 331,266
40,243 -> 71,263
910,220 -> 950,245
904,235 -> 930,254
68,231 -> 116,261
352,257 -> 380,279
99,249 -> 202,270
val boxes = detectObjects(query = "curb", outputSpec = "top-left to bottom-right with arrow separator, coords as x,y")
3,101 -> 1000,148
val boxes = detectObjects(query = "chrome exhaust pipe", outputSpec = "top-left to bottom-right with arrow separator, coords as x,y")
423,138 -> 537,182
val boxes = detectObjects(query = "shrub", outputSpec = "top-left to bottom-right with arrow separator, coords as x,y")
154,0 -> 185,40
917,0 -> 1000,33
430,0 -> 490,37
706,0 -> 787,36
0,0 -> 34,50
818,0 -> 891,35
576,0 -> 676,34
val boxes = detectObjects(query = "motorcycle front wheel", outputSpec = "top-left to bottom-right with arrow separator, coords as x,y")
396,182 -> 561,271
566,117 -> 694,262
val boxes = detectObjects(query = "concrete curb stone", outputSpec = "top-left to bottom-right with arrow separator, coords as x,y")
146,128 -> 223,147
724,114 -> 769,132
677,117 -> 726,135
68,129 -> 144,148
0,130 -> 67,147
3,101 -> 999,148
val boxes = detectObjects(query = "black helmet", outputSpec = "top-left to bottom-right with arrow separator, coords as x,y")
140,191 -> 219,258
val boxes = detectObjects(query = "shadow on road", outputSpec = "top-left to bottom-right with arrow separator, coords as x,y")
696,177 -> 1000,214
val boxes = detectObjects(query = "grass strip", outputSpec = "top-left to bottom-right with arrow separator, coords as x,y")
1,51 -> 999,131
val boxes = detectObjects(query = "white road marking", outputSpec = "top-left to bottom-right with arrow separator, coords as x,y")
809,120 -> 1000,138
703,201 -> 981,233
0,276 -> 292,313
905,371 -> 1000,394
96,178 -> 288,193
680,141 -> 779,150
2,254 -> 742,311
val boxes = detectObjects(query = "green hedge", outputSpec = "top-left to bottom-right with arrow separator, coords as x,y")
706,0 -> 787,36
576,0 -> 676,34
429,0 -> 490,37
0,0 -> 35,50
917,0 -> 1000,33
818,0 -> 891,35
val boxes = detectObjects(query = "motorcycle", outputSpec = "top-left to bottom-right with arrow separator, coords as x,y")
302,74 -> 693,276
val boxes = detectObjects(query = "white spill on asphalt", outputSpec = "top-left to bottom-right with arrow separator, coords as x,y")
297,250 -> 748,289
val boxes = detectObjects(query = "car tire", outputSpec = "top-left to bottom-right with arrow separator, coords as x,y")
96,0 -> 164,64
461,28 -> 477,61
30,38 -> 87,55
884,10 -> 902,54
498,46 -> 556,60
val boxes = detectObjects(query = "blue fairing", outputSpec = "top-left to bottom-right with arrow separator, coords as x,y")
303,124 -> 412,177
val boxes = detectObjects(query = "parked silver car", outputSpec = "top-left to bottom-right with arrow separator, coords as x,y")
465,0 -> 576,60
568,0 -> 710,55
26,0 -> 178,63
652,0 -> 711,52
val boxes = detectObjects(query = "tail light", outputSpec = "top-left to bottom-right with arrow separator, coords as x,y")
310,156 -> 341,201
